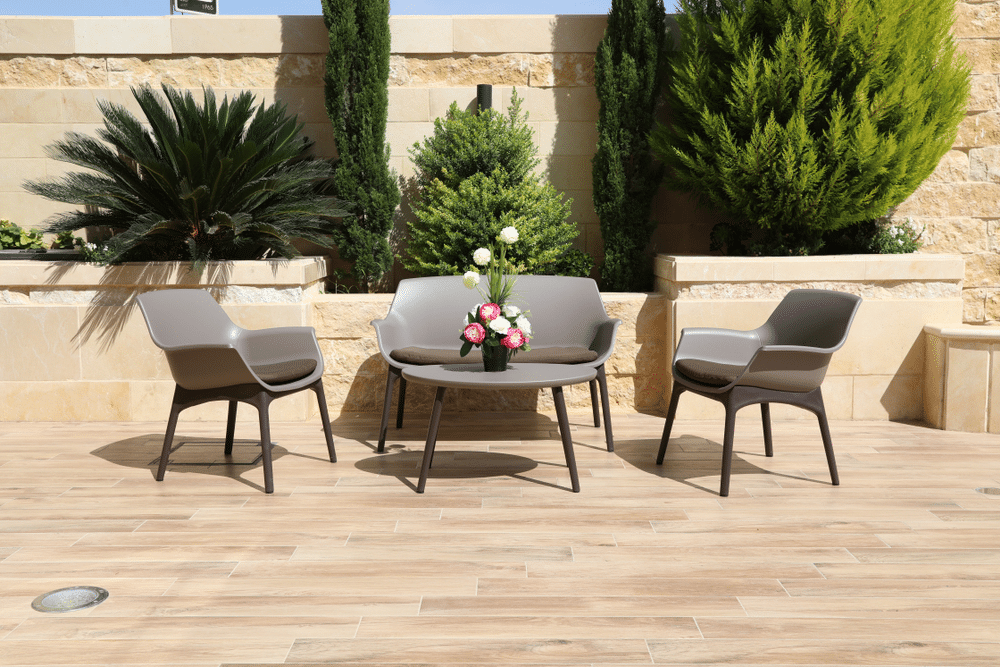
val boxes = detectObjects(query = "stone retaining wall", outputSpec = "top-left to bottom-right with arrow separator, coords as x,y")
2,12 -> 998,320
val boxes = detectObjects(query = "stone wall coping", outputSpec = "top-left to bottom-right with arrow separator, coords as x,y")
654,253 -> 966,283
0,257 -> 328,289
0,15 -> 611,56
924,323 -> 1000,341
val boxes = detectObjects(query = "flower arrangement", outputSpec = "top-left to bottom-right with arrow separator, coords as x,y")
459,226 -> 532,372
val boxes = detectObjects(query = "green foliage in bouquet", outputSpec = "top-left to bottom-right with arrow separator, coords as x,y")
651,0 -> 969,256
593,0 -> 669,291
323,0 -> 400,291
405,92 -> 590,277
24,84 -> 348,271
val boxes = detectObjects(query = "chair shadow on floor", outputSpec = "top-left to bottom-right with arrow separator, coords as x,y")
612,433 -> 833,495
91,434 -> 330,494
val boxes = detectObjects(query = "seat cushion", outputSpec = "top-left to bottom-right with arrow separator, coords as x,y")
251,358 -> 317,384
675,358 -> 744,387
390,345 -> 598,366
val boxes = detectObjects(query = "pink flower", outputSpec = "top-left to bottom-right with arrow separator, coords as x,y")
502,328 -> 526,349
463,323 -> 486,344
479,303 -> 501,322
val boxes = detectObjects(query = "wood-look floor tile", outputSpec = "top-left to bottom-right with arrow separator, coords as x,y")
696,617 -> 1000,641
7,616 -> 360,640
357,615 -> 699,639
419,595 -> 746,616
85,595 -> 420,618
0,638 -> 292,665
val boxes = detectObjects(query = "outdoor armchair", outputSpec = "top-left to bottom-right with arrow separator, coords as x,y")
136,289 -> 336,494
656,288 -> 862,496
371,275 -> 622,452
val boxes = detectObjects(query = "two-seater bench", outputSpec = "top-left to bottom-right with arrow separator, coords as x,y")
371,275 -> 622,452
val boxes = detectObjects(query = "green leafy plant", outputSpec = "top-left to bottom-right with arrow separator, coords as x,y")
651,0 -> 969,256
24,84 -> 348,271
405,93 -> 588,277
0,219 -> 45,250
821,215 -> 924,255
323,0 -> 399,291
593,0 -> 669,291
51,230 -> 83,250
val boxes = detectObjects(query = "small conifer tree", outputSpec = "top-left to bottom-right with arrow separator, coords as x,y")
651,0 -> 969,255
593,0 -> 669,290
404,93 -> 588,277
322,0 -> 399,290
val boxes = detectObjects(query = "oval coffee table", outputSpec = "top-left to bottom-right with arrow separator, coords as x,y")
400,363 -> 598,493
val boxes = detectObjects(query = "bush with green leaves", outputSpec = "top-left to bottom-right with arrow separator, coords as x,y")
405,93 -> 590,277
0,219 -> 44,250
593,0 -> 669,291
821,214 -> 924,255
651,0 -> 969,256
24,84 -> 348,271
323,0 -> 399,291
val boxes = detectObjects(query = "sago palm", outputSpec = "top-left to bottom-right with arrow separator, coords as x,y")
25,84 -> 349,269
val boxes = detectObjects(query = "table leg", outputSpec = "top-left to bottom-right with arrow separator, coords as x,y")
417,385 -> 446,493
552,385 -> 581,493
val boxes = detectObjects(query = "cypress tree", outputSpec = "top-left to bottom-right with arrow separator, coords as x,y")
592,0 -> 669,291
322,0 -> 399,290
651,0 -> 969,255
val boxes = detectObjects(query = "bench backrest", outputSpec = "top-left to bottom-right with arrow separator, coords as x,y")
376,275 -> 612,351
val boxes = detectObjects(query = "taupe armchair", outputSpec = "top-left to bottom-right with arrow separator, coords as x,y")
136,289 -> 335,493
657,289 -> 862,496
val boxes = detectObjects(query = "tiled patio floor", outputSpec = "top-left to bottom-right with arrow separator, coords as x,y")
2,411 -> 1000,665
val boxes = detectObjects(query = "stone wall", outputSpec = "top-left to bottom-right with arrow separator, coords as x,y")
2,13 -> 999,318
895,2 -> 1000,323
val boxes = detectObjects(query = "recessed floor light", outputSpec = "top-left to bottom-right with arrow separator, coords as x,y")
31,586 -> 109,613
975,487 -> 1000,496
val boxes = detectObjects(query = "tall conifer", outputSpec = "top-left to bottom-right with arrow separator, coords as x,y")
651,0 -> 969,255
322,0 -> 399,290
593,0 -> 669,291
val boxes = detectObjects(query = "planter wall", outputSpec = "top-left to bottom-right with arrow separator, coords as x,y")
924,324 -> 1000,432
654,254 -> 965,422
0,258 -> 327,422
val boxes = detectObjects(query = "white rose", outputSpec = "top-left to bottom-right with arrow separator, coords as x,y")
502,304 -> 521,317
488,317 -> 511,335
515,315 -> 532,335
463,270 -> 480,289
473,248 -> 491,266
500,226 -> 519,244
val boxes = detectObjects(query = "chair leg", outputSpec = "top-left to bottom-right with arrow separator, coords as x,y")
589,379 -> 600,427
596,364 -> 614,452
224,400 -> 238,456
657,382 -> 684,465
156,388 -> 183,482
813,391 -> 839,486
719,401 -> 739,497
396,376 -> 407,429
256,394 -> 275,494
761,403 -> 773,457
313,380 -> 337,463
378,367 -> 399,453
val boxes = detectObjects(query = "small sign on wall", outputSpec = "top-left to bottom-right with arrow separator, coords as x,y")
173,0 -> 218,15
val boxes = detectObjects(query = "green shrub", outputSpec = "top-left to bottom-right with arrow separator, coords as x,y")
593,0 -> 669,291
323,0 -> 399,291
821,215 -> 924,255
0,219 -> 44,250
24,84 -> 348,271
651,0 -> 969,256
405,93 -> 589,277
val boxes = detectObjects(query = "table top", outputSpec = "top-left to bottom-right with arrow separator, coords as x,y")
402,363 -> 597,389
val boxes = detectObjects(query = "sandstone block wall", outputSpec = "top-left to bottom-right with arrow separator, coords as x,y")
2,13 -> 999,320
895,2 -> 1000,323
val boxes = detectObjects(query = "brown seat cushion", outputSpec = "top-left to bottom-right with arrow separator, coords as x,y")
674,358 -> 744,387
390,345 -> 598,366
251,358 -> 317,384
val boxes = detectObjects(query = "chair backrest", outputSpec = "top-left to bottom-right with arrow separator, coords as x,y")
378,275 -> 611,352
513,275 -> 611,348
756,289 -> 862,351
136,289 -> 242,351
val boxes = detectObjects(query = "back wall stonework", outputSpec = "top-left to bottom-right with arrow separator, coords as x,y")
2,11 -> 999,320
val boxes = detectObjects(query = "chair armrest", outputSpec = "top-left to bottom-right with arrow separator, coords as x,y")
239,327 -> 322,366
589,318 -> 623,366
739,345 -> 834,392
675,327 -> 762,367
